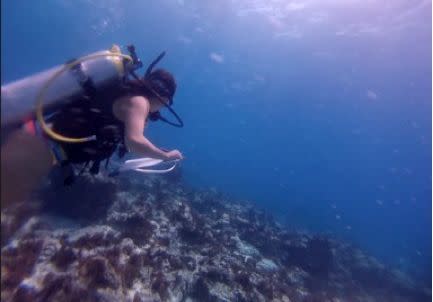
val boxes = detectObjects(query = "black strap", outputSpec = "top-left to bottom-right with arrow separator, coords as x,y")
78,161 -> 90,176
105,157 -> 111,169
90,160 -> 101,175
149,109 -> 184,128
60,161 -> 76,186
145,51 -> 166,77
118,144 -> 128,158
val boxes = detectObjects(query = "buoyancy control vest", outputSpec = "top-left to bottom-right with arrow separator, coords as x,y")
46,82 -> 129,177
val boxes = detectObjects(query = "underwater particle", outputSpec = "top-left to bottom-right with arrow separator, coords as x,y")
410,196 -> 417,202
411,121 -> 419,129
345,225 -> 352,231
393,199 -> 401,205
308,12 -> 329,24
267,16 -> 285,30
389,167 -> 398,174
314,103 -> 325,110
419,135 -> 427,145
393,149 -> 400,154
178,35 -> 192,44
372,137 -> 383,144
378,184 -> 385,190
209,52 -> 224,63
416,250 -> 422,256
404,168 -> 413,175
286,2 -> 306,11
335,214 -> 341,220
253,74 -> 265,83
330,203 -> 337,209
225,103 -> 234,109
231,82 -> 251,93
351,129 -> 361,135
375,199 -> 384,206
366,89 -> 378,100
312,50 -> 334,60
274,28 -> 303,39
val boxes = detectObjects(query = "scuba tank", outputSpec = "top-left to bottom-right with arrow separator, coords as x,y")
1,45 -> 138,132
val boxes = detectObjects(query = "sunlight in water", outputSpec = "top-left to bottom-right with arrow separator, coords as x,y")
230,0 -> 431,39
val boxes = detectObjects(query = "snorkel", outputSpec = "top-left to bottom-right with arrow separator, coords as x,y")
127,45 -> 184,128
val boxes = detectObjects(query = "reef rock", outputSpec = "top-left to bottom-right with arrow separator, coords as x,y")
1,174 -> 431,302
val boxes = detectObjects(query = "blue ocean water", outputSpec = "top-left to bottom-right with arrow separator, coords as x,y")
2,0 -> 431,284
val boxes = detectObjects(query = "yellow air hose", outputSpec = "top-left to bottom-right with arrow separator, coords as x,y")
36,51 -> 132,143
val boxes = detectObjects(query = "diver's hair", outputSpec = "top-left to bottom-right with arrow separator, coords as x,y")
146,69 -> 177,100
127,69 -> 176,103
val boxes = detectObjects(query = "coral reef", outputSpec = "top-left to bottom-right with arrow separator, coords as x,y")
1,173 -> 431,302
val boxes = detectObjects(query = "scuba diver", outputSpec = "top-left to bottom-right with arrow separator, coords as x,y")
1,44 -> 184,207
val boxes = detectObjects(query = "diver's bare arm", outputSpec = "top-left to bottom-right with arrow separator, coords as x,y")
122,96 -> 168,160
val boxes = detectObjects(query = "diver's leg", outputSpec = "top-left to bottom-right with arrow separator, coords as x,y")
1,129 -> 53,208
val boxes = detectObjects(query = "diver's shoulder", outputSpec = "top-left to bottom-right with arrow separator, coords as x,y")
112,95 -> 150,118
114,94 -> 149,104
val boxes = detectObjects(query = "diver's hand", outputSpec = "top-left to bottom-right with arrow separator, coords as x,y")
164,149 -> 184,161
